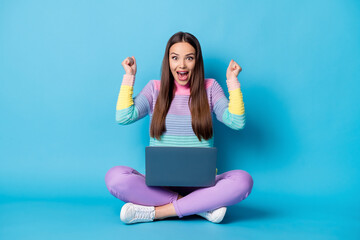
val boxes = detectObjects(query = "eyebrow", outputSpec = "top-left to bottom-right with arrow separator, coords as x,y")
170,52 -> 195,56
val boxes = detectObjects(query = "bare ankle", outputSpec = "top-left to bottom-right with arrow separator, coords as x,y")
154,203 -> 177,220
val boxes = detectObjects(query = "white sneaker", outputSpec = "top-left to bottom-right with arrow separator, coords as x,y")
120,203 -> 155,224
197,207 -> 227,223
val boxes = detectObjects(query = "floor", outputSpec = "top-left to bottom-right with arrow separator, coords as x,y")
0,193 -> 358,240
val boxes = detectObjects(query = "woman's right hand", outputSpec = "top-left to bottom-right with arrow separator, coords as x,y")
121,56 -> 137,76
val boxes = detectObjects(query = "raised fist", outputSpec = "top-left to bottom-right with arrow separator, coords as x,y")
121,56 -> 137,76
226,59 -> 242,79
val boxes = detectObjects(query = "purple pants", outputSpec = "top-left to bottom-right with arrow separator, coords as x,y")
105,165 -> 254,218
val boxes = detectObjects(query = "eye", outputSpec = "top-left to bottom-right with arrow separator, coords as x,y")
187,56 -> 194,60
171,56 -> 178,60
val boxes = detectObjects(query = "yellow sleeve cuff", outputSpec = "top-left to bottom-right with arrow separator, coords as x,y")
116,85 -> 134,110
228,88 -> 245,115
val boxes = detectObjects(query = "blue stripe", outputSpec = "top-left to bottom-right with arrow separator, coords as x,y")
134,94 -> 150,119
164,114 -> 194,135
116,106 -> 139,125
222,109 -> 245,130
150,135 -> 214,147
213,96 -> 229,122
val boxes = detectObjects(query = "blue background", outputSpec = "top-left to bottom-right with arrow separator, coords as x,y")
1,0 -> 359,239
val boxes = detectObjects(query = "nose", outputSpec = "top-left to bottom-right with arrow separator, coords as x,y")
179,59 -> 186,69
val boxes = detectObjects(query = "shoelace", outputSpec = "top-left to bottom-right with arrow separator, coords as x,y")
133,206 -> 154,220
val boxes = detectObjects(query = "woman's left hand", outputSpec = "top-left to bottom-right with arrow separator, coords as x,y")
226,59 -> 242,79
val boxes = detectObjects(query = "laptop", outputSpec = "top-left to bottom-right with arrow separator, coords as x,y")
145,146 -> 217,187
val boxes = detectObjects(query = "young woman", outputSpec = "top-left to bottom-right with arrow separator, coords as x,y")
105,32 -> 254,224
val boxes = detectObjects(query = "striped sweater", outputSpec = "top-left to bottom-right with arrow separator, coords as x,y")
116,74 -> 245,147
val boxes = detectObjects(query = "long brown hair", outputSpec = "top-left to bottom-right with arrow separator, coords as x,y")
150,32 -> 213,141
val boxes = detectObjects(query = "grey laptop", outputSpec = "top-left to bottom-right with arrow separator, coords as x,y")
145,146 -> 217,187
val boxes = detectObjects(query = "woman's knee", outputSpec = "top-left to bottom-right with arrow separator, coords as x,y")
104,165 -> 134,191
227,170 -> 254,198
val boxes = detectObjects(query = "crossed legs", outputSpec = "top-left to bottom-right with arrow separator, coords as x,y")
105,165 -> 253,219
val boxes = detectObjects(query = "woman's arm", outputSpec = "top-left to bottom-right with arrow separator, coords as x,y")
212,60 -> 245,130
116,57 -> 153,125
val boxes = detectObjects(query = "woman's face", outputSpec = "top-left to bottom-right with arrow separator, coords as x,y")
169,42 -> 196,86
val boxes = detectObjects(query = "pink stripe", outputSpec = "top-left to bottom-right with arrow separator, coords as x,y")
153,79 -> 213,95
122,74 -> 135,86
153,80 -> 161,91
174,89 -> 190,95
174,79 -> 190,95
205,78 -> 214,89
226,77 -> 240,91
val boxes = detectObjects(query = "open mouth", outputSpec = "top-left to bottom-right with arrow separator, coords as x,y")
177,71 -> 189,81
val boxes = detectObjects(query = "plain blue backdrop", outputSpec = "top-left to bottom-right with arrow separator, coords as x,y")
1,0 -> 359,239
